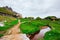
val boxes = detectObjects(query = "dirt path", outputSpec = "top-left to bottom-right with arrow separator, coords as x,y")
0,20 -> 30,40
8,20 -> 21,34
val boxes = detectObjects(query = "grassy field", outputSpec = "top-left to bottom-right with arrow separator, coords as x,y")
0,16 -> 60,39
20,18 -> 60,33
20,18 -> 60,40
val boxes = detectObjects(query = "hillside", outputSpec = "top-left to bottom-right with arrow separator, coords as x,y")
0,6 -> 22,18
0,6 -> 22,37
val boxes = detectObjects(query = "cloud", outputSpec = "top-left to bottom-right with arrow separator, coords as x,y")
0,0 -> 60,18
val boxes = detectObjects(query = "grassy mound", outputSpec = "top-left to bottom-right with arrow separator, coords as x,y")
20,22 -> 40,34
20,19 -> 51,34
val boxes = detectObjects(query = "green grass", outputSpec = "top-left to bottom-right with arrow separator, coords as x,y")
20,18 -> 60,34
20,19 -> 51,34
0,15 -> 18,31
0,19 -> 18,31
0,34 -> 4,37
20,22 -> 40,34
44,30 -> 60,40
49,21 -> 60,33
20,18 -> 31,22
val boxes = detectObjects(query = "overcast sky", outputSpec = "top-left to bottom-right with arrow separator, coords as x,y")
0,0 -> 60,18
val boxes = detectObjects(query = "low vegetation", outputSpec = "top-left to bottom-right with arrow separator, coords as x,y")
44,31 -> 60,40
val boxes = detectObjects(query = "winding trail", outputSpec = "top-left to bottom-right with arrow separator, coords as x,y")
0,20 -> 30,40
8,20 -> 21,34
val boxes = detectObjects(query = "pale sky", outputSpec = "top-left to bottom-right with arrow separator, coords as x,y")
0,0 -> 60,18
